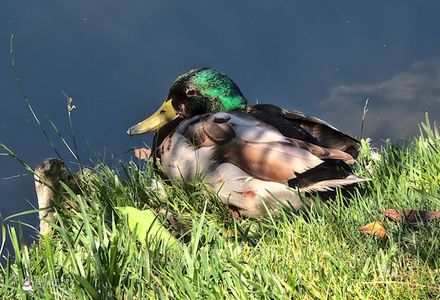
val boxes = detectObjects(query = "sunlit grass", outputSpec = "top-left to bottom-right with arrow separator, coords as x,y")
0,117 -> 438,299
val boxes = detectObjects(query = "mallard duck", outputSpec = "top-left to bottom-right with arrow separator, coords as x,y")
127,68 -> 366,217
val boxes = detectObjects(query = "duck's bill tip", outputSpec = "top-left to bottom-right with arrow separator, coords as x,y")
126,122 -> 155,136
126,127 -> 135,136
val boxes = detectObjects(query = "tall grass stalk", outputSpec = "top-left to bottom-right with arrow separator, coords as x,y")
9,35 -> 65,163
360,97 -> 369,138
62,90 -> 81,166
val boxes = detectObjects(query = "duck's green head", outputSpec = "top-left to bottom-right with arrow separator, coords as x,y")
127,68 -> 247,135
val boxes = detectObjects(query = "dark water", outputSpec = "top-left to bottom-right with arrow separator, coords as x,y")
1,1 -> 440,241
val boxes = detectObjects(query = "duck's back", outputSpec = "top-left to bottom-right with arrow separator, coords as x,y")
246,104 -> 360,159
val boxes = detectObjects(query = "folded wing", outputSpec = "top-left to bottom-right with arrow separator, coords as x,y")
247,104 -> 360,159
181,111 -> 363,188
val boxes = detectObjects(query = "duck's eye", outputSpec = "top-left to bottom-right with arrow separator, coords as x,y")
186,88 -> 196,96
160,110 -> 166,114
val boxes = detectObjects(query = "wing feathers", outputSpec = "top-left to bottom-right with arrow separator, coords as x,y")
299,174 -> 369,192
247,104 -> 360,158
179,111 -> 362,185
221,140 -> 324,182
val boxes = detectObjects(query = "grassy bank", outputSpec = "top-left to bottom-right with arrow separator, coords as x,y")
0,119 -> 439,299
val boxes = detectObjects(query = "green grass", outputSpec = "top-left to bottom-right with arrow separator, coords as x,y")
0,118 -> 439,299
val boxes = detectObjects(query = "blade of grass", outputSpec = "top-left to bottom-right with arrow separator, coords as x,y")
62,91 -> 81,166
46,117 -> 78,161
9,35 -> 64,162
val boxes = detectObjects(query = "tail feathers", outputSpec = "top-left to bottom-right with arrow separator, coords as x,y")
299,174 -> 369,193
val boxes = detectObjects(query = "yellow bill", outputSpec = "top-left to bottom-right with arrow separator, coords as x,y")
127,99 -> 178,135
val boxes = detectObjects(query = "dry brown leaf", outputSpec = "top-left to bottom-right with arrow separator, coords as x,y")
379,209 -> 440,224
359,221 -> 387,239
134,147 -> 152,161
379,209 -> 402,221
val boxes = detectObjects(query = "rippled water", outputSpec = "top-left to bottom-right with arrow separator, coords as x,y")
1,1 -> 439,235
